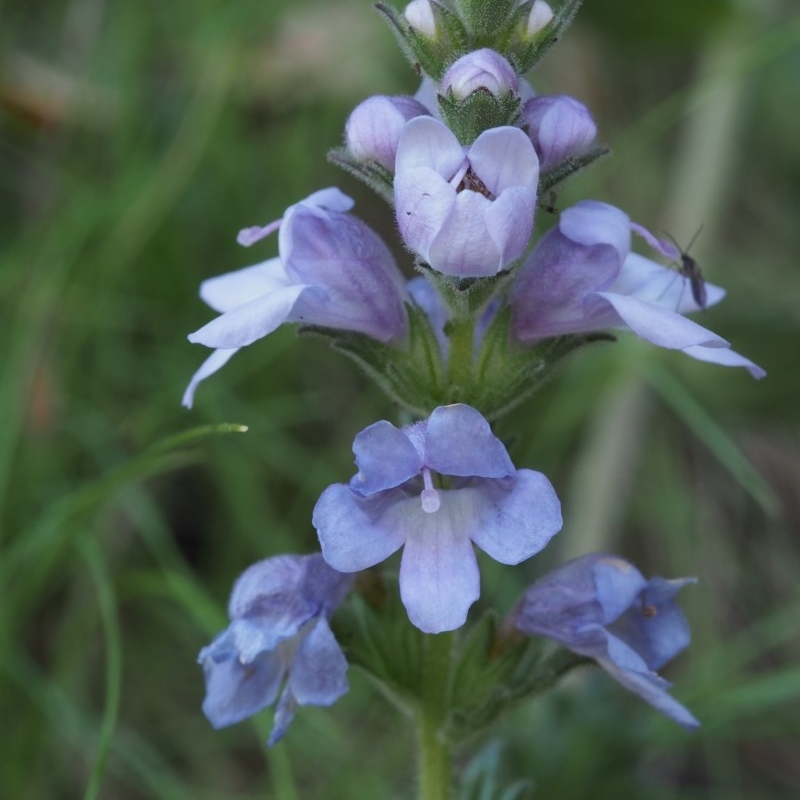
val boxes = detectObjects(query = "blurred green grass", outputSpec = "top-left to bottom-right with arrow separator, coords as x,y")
1,0 -> 799,798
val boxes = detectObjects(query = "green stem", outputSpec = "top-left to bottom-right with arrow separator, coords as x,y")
418,711 -> 452,800
418,632 -> 454,800
445,317 -> 475,397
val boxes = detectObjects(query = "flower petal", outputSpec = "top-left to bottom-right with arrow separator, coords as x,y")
514,554 -> 646,641
300,187 -> 355,214
395,166 -> 457,261
482,186 -> 536,268
268,687 -> 298,747
429,190 -> 502,277
313,485 -> 407,572
200,649 -> 283,729
395,116 -> 465,176
280,205 -> 409,341
510,228 -> 622,341
559,201 -> 631,262
591,557 -> 649,625
289,618 -> 349,707
608,577 -> 695,670
424,404 -> 514,478
182,348 -> 239,409
610,253 -> 725,314
584,292 -> 729,349
469,126 -> 539,195
598,656 -> 700,729
349,420 -> 423,495
187,284 -> 312,349
681,343 -> 766,379
467,469 -> 562,564
228,555 -> 309,617
199,259 -> 291,313
399,495 -> 480,633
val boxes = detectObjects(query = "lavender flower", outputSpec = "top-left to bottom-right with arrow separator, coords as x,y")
441,49 -> 519,100
521,95 -> 597,171
394,116 -> 539,277
511,553 -> 699,728
313,404 -> 561,633
183,188 -> 409,407
345,95 -> 430,171
509,200 -> 765,378
198,554 -> 353,746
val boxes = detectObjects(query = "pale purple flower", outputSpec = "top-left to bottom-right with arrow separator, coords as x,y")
183,188 -> 410,407
198,553 -> 353,746
512,553 -> 699,728
313,404 -> 562,633
521,95 -> 597,171
345,95 -> 430,171
394,117 -> 539,277
441,49 -> 519,100
509,200 -> 765,378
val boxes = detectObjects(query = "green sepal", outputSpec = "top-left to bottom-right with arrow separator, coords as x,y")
331,583 -> 591,743
327,147 -> 394,205
438,89 -> 521,145
375,2 -> 469,82
468,306 -> 617,420
331,579 -> 428,717
511,0 -> 585,73
298,301 -> 446,417
538,144 -> 611,194
443,611 -> 591,742
419,264 -> 513,319
444,612 -> 541,741
456,0 -> 516,39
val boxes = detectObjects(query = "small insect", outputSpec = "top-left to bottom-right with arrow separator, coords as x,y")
665,226 -> 707,309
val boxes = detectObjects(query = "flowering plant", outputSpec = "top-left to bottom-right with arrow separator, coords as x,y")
184,1 -> 764,796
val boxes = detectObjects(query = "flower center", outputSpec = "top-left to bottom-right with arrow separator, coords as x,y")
456,167 -> 495,200
420,467 -> 441,513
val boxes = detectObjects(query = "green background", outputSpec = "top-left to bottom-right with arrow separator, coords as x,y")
1,0 -> 799,797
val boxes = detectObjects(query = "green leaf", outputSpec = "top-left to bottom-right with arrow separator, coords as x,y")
645,363 -> 780,516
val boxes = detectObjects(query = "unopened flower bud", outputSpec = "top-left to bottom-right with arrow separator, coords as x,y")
404,0 -> 436,38
345,95 -> 430,171
526,0 -> 554,36
521,94 -> 597,170
442,49 -> 519,100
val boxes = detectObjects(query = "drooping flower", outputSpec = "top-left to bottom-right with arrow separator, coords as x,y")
511,553 -> 699,728
198,553 -> 353,746
183,188 -> 410,407
313,404 -> 562,633
509,200 -> 765,378
394,116 -> 539,277
345,95 -> 430,171
521,94 -> 597,171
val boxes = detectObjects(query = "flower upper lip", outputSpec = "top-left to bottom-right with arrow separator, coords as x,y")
393,117 -> 539,277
